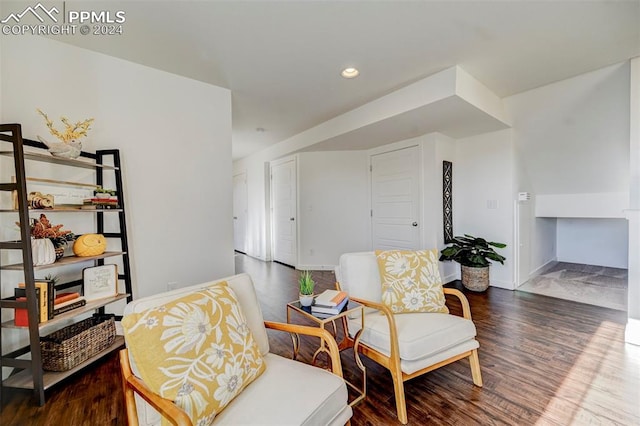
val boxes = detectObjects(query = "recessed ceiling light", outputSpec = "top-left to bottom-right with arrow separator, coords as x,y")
341,67 -> 359,78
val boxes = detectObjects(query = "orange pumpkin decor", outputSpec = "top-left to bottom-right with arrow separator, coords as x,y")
73,234 -> 107,257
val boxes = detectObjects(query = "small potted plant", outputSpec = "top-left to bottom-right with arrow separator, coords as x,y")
298,270 -> 315,307
439,234 -> 506,292
94,186 -> 116,199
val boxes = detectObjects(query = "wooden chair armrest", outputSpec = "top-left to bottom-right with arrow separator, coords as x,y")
264,321 -> 344,378
347,296 -> 401,361
119,349 -> 193,426
443,288 -> 473,320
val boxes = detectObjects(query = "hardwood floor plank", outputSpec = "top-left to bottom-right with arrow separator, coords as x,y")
1,254 -> 638,426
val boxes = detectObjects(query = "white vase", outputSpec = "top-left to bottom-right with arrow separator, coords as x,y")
299,294 -> 314,307
31,238 -> 56,266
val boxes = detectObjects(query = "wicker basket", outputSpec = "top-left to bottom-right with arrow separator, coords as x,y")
41,314 -> 116,371
461,265 -> 490,292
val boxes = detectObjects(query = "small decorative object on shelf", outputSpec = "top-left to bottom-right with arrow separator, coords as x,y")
28,191 -> 54,209
73,233 -> 107,257
298,270 -> 315,307
36,109 -> 94,159
18,214 -> 75,264
83,265 -> 118,301
82,186 -> 119,209
94,186 -> 117,198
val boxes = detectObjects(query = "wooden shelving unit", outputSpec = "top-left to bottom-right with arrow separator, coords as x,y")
0,124 -> 134,406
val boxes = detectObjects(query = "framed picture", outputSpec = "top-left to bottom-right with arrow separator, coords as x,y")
83,264 -> 118,301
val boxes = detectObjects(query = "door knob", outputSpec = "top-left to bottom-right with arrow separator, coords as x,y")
412,222 -> 418,227
233,216 -> 238,220
290,217 -> 295,221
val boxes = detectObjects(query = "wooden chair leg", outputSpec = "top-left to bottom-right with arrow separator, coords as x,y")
469,349 -> 483,387
391,366 -> 408,424
120,349 -> 140,426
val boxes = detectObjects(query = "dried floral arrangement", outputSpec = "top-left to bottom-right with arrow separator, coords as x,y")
17,214 -> 75,248
36,109 -> 94,144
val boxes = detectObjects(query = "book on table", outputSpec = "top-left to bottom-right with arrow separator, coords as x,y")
314,289 -> 348,307
311,296 -> 349,315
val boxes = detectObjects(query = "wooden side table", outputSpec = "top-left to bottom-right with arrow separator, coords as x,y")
286,299 -> 366,406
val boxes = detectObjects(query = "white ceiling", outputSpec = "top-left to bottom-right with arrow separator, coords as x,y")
52,0 -> 640,159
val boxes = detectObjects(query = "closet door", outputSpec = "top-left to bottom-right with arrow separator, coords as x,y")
371,146 -> 421,250
233,172 -> 248,253
271,158 -> 297,267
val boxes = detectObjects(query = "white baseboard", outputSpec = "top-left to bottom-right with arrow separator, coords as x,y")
442,272 -> 458,284
625,318 -> 640,346
296,264 -> 337,272
529,258 -> 558,279
490,279 -> 515,290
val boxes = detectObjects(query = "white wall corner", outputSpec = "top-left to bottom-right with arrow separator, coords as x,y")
442,272 -> 459,285
455,66 -> 510,125
528,258 -> 558,280
625,318 -> 640,346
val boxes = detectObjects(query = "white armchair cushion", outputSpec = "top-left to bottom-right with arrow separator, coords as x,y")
135,353 -> 352,426
215,353 -> 352,426
347,312 -> 477,361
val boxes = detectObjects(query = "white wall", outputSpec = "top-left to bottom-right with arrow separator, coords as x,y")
505,62 -> 630,281
1,36 -> 234,300
627,57 -> 640,344
418,133 -> 459,282
530,217 -> 557,276
504,62 -> 630,197
556,218 -> 628,268
454,129 -> 515,289
297,151 -> 369,269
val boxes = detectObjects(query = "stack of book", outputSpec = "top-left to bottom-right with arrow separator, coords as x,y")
311,289 -> 349,318
81,197 -> 119,209
53,292 -> 87,315
13,283 -> 87,327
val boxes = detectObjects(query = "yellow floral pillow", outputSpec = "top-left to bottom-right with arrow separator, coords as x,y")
375,249 -> 449,314
121,282 -> 266,425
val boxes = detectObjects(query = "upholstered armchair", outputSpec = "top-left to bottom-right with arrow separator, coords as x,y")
336,251 -> 482,424
119,273 -> 352,426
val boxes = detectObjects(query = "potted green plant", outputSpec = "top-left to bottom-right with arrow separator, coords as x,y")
94,186 -> 117,199
439,234 -> 506,292
298,270 -> 315,307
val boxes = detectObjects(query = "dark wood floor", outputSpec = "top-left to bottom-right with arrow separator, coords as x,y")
2,253 -> 639,425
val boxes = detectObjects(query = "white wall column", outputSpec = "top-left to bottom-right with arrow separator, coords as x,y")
626,57 -> 640,345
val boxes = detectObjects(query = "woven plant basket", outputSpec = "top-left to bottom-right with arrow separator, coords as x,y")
41,314 -> 116,371
461,265 -> 490,292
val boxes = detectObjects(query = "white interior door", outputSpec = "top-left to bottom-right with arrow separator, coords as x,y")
371,146 -> 421,250
271,158 -> 297,266
233,172 -> 248,253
